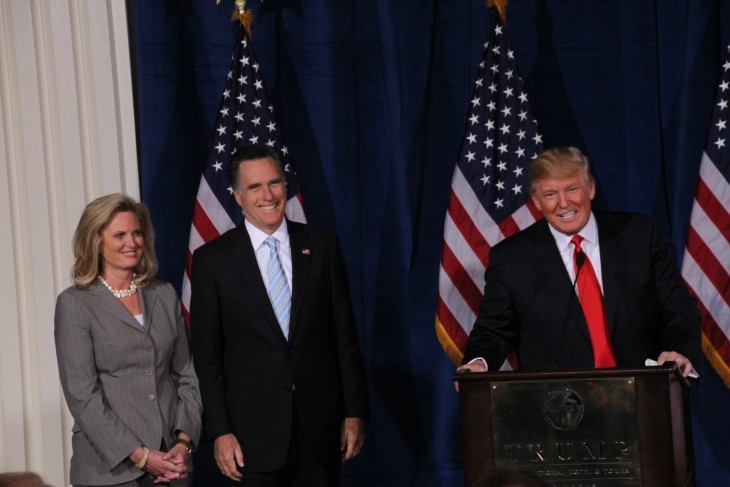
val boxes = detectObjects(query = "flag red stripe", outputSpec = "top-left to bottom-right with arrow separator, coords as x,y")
440,243 -> 484,314
437,297 -> 470,351
695,178 -> 730,242
192,201 -> 221,244
685,227 -> 730,308
693,291 -> 730,362
507,353 -> 519,370
447,190 -> 490,268
498,215 -> 520,238
526,199 -> 542,220
181,305 -> 191,335
185,251 -> 193,281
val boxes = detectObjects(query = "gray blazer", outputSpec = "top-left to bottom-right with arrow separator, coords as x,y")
55,279 -> 201,485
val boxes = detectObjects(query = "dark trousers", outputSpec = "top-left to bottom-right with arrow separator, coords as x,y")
233,411 -> 340,487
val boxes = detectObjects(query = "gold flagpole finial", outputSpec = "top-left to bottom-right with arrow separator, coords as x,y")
486,0 -> 508,24
226,0 -> 254,38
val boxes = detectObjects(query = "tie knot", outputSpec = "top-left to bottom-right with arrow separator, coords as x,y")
571,234 -> 584,251
264,236 -> 277,250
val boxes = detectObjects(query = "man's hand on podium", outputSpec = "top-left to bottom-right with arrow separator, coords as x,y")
454,359 -> 488,392
655,351 -> 697,378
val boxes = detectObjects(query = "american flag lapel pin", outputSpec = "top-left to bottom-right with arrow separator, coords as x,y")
302,249 -> 310,255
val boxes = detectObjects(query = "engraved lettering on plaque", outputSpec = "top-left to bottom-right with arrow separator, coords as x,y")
490,378 -> 642,485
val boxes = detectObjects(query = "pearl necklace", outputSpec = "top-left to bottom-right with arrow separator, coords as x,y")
98,275 -> 138,299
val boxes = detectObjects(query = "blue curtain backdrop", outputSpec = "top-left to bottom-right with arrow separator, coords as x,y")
130,1 -> 730,485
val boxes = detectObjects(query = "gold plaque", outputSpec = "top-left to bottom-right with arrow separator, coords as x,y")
490,378 -> 641,486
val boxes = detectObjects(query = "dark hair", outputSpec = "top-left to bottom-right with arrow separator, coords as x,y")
227,144 -> 286,192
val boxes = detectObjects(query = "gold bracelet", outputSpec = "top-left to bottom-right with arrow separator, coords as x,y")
174,437 -> 193,458
134,446 -> 150,469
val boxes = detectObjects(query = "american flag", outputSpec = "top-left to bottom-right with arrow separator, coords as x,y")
435,14 -> 543,365
681,43 -> 730,387
181,25 -> 305,322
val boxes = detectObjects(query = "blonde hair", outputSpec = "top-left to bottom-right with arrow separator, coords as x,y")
529,147 -> 594,195
71,193 -> 157,288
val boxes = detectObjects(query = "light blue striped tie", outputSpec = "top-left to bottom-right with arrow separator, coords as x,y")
264,236 -> 291,339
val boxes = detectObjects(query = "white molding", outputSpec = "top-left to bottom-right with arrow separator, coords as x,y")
0,0 -> 27,473
0,1 -> 138,484
69,0 -> 102,198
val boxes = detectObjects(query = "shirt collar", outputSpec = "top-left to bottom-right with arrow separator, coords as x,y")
244,219 -> 290,250
547,212 -> 598,253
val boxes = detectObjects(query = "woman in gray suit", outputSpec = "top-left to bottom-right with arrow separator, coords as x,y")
54,194 -> 202,486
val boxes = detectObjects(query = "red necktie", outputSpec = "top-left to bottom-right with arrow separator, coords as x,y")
571,235 -> 616,367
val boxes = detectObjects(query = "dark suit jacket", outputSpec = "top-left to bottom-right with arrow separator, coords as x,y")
54,280 -> 201,485
463,212 -> 701,371
190,221 -> 369,471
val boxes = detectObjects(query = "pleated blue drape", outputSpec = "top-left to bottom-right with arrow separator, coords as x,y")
132,1 -> 730,484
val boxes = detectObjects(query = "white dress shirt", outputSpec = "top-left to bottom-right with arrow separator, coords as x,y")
244,219 -> 293,291
547,212 -> 604,293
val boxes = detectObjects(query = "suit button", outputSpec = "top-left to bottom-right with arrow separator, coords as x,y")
145,346 -> 153,352
145,369 -> 153,377
286,347 -> 292,353
148,394 -> 156,401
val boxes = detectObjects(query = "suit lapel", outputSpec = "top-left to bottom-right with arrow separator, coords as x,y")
139,284 -> 158,333
531,221 -> 590,341
288,222 -> 311,338
596,213 -> 629,335
227,225 -> 287,339
89,282 -> 147,333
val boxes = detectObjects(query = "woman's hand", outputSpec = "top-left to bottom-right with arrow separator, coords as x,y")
129,446 -> 189,483
145,449 -> 189,483
163,443 -> 190,466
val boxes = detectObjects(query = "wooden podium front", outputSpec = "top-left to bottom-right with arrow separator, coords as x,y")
454,364 -> 694,486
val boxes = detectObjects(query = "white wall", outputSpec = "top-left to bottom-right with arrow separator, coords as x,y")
0,1 -> 138,485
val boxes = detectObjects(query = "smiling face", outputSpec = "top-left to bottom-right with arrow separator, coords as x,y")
531,169 -> 595,236
100,211 -> 144,277
233,156 -> 287,234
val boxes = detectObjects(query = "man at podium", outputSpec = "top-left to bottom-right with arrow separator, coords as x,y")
459,147 -> 700,377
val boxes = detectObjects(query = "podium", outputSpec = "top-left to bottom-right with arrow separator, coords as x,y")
454,364 -> 694,486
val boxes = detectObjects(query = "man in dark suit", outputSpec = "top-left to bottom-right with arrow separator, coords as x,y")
191,144 -> 369,485
459,146 -> 700,376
